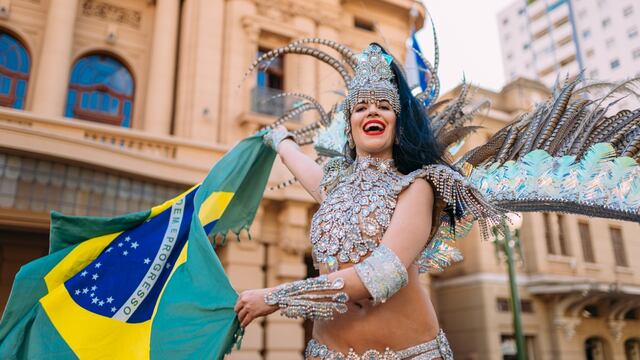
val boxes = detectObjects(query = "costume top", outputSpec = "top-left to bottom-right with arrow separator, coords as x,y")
310,155 -> 483,274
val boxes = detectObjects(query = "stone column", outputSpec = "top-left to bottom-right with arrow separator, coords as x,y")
173,0 -> 225,141
143,0 -> 180,135
264,201 -> 310,360
217,0 -> 258,144
30,0 -> 80,116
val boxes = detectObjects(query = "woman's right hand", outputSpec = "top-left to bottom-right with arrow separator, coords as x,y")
263,125 -> 294,153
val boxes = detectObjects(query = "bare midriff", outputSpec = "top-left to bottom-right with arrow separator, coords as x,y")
311,263 -> 440,356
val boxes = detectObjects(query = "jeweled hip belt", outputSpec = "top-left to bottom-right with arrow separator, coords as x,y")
305,329 -> 453,359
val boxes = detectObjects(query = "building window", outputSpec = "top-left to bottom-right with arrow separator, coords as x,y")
610,59 -> 621,69
610,227 -> 628,267
625,338 -> 640,360
256,47 -> 284,90
354,17 -> 375,32
496,298 -> 535,313
557,214 -> 569,255
497,298 -> 510,312
521,300 -> 534,313
583,304 -> 599,318
65,54 -> 134,127
0,31 -> 30,109
629,27 -> 639,39
586,48 -> 595,58
583,29 -> 591,39
253,47 -> 293,118
623,6 -> 634,17
543,213 -> 555,254
578,221 -> 595,262
523,43 -> 530,50
602,17 -> 611,28
633,49 -> 640,60
501,335 -> 537,360
585,337 -> 610,360
502,17 -> 509,25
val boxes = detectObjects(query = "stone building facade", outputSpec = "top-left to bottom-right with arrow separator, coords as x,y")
0,0 -> 424,359
0,1 -> 639,359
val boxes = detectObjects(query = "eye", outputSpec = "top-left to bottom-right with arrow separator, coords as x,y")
354,104 -> 367,112
378,101 -> 391,110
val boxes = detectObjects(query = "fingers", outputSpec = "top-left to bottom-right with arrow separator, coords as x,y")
241,313 -> 254,328
237,307 -> 249,325
234,297 -> 243,312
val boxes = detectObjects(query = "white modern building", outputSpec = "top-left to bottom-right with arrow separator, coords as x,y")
498,0 -> 640,109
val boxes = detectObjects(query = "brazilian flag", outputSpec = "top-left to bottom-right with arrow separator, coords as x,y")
0,133 -> 275,359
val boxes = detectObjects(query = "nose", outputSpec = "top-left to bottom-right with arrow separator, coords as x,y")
365,103 -> 380,116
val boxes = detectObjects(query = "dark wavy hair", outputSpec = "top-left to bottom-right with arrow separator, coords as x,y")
345,43 -> 447,175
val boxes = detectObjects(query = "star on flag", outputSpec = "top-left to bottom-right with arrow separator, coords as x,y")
144,258 -> 151,265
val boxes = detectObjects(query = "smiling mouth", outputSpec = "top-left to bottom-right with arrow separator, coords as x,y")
362,119 -> 386,136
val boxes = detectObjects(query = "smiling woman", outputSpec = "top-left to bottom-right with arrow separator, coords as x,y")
237,43 -> 502,360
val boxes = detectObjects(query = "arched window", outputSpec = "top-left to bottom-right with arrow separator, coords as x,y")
626,338 -> 640,360
65,54 -> 134,127
585,336 -> 611,360
0,31 -> 30,109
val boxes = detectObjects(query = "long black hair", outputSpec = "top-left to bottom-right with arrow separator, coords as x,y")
387,46 -> 446,174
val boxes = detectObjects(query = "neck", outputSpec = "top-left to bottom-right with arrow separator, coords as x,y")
355,149 -> 393,160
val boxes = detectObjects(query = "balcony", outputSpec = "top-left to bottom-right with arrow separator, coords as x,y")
0,107 -> 226,185
250,86 -> 303,121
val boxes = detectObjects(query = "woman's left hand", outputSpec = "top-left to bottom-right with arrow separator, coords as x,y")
234,288 -> 279,328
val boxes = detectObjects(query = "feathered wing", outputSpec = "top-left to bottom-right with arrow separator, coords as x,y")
459,77 -> 640,223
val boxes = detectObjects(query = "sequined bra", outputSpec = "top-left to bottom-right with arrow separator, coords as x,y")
311,156 -> 470,273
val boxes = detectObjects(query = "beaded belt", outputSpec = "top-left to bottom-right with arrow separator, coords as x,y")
305,329 -> 453,360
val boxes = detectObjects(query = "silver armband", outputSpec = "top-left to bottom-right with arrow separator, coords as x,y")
354,244 -> 408,305
264,275 -> 349,320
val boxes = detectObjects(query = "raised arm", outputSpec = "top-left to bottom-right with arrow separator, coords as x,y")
264,126 -> 324,202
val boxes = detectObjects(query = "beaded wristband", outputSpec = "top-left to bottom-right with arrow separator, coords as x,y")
264,275 -> 349,320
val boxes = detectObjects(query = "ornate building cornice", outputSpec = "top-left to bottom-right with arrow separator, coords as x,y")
82,0 -> 142,29
253,0 -> 343,30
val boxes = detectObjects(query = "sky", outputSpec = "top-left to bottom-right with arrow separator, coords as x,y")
415,0 -> 516,93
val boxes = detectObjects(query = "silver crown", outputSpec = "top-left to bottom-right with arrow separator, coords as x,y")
346,44 -> 401,116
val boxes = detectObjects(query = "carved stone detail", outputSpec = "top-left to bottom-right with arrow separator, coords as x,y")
553,316 -> 581,339
253,0 -> 341,29
82,0 -> 142,28
607,320 -> 625,342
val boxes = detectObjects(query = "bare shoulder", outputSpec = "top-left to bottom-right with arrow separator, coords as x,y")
396,177 -> 434,211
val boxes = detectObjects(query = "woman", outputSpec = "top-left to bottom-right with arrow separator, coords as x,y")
234,44 -> 487,359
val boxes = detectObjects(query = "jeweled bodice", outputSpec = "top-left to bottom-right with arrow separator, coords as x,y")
311,156 -> 411,271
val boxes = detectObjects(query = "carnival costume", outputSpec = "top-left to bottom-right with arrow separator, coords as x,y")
252,27 -> 640,359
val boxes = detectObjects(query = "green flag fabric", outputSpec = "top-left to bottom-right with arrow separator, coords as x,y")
0,133 -> 276,359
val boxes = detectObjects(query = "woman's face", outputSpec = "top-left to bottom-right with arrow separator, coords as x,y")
349,100 -> 397,159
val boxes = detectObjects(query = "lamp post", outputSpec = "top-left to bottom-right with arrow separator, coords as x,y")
495,213 -> 525,360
